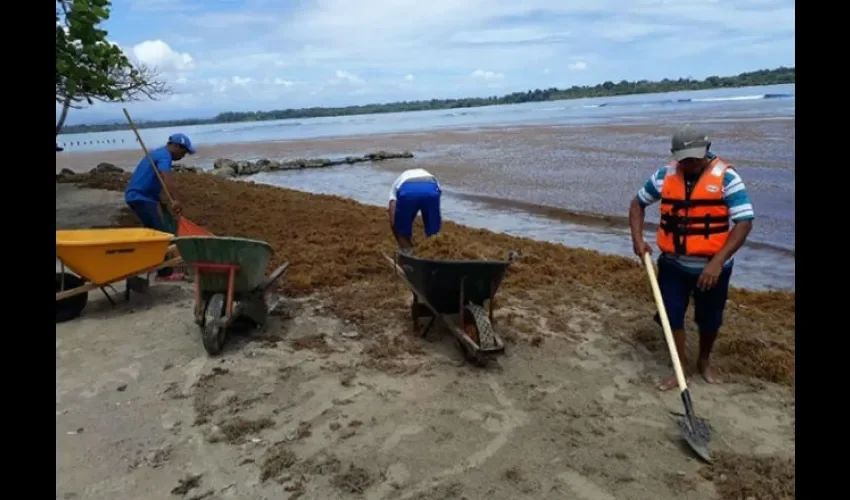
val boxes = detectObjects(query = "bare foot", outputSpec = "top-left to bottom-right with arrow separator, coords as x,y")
657,375 -> 680,392
697,360 -> 717,384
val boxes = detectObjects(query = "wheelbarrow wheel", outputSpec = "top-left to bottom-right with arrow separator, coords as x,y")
201,293 -> 228,356
56,273 -> 88,323
455,304 -> 497,367
463,304 -> 497,350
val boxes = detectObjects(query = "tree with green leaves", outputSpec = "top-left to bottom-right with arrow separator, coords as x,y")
55,0 -> 169,136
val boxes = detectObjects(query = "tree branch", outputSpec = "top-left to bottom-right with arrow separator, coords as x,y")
54,0 -> 173,134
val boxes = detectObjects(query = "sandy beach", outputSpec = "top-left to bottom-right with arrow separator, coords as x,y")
56,166 -> 794,499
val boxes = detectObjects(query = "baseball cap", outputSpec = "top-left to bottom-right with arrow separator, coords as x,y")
670,126 -> 710,161
168,133 -> 196,154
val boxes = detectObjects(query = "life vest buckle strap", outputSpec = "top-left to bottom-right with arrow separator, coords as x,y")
660,197 -> 726,209
679,225 -> 730,235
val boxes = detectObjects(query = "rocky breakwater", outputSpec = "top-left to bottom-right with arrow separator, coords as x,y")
55,150 -> 414,183
56,162 -> 199,184
56,162 -> 127,181
209,150 -> 414,178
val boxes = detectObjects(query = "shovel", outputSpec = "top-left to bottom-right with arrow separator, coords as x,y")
641,252 -> 712,463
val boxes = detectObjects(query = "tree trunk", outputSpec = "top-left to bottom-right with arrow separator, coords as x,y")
56,96 -> 72,137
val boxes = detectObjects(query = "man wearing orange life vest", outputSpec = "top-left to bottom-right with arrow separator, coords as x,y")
628,126 -> 754,391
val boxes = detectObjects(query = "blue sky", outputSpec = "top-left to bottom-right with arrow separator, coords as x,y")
61,0 -> 795,125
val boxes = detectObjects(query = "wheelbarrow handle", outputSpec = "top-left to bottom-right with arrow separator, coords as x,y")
257,262 -> 290,291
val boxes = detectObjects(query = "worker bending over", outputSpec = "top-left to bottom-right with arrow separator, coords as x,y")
388,168 -> 442,253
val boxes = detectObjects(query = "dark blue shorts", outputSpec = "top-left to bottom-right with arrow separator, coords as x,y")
127,200 -> 170,234
127,201 -> 174,276
654,256 -> 732,334
393,180 -> 441,241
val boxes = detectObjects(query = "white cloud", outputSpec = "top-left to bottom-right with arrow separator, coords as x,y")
131,40 -> 195,73
64,0 -> 795,122
328,70 -> 365,86
471,69 -> 505,81
449,26 -> 570,45
581,19 -> 678,43
568,61 -> 587,71
202,75 -> 301,95
231,76 -> 253,86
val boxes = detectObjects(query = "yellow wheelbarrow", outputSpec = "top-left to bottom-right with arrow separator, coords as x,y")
56,228 -> 183,323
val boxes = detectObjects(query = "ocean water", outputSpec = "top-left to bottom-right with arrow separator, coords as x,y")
247,165 -> 795,292
58,84 -> 794,152
57,84 -> 795,291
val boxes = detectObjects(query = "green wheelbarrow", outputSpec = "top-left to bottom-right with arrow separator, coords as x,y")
173,235 -> 290,355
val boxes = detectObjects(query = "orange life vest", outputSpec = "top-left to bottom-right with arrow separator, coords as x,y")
657,158 -> 731,257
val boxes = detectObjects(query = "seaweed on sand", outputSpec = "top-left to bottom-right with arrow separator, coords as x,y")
62,172 -> 795,385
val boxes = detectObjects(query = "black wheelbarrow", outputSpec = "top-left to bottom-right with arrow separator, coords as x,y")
382,250 -> 517,366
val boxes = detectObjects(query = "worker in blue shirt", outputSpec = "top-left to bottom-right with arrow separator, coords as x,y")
125,133 -> 196,280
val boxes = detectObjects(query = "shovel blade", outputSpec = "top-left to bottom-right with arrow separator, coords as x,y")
676,416 -> 712,463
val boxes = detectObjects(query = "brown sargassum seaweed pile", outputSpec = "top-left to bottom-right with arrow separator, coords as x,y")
701,451 -> 794,500
63,171 -> 795,387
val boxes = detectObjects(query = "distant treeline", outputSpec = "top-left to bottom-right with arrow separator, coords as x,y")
62,66 -> 794,134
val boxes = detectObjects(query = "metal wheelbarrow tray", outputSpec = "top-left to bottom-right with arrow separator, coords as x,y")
173,235 -> 290,355
56,228 -> 182,323
383,250 -> 516,366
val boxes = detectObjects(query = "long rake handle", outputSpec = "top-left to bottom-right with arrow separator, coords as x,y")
122,108 -> 177,212
642,252 -> 689,392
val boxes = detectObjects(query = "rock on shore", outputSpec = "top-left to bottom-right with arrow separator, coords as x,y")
56,162 -> 125,182
56,150 -> 415,181
208,150 -> 413,178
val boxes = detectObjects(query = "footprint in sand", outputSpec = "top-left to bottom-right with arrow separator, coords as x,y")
556,470 -> 617,500
381,425 -> 425,453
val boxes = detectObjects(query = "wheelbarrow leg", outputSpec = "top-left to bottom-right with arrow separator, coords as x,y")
423,317 -> 437,337
99,287 -> 116,306
225,266 -> 236,317
488,284 -> 497,328
458,276 -> 466,333
411,295 -> 437,338
193,265 -> 204,325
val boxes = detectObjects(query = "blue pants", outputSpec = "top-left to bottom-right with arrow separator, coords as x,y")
393,180 -> 441,241
654,256 -> 732,334
127,201 -> 174,277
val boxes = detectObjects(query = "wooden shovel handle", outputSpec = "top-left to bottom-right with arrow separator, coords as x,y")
122,108 -> 176,210
641,252 -> 689,392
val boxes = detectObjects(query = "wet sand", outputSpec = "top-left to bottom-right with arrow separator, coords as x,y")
56,175 -> 795,500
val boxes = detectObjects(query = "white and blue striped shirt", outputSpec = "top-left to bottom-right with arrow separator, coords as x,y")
636,154 -> 755,274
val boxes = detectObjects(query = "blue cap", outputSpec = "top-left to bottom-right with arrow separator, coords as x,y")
168,133 -> 196,154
